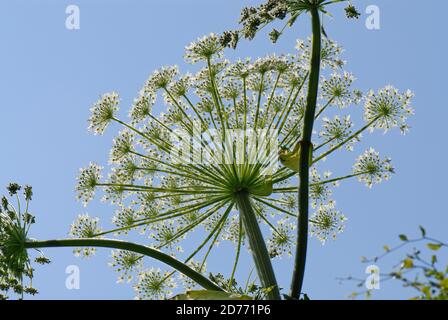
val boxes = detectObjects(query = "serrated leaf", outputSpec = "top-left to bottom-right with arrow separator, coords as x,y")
427,243 -> 442,251
171,290 -> 253,301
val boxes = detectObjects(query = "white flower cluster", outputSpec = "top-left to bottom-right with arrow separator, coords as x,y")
69,214 -> 102,257
75,162 -> 103,207
88,92 -> 119,135
134,268 -> 176,300
364,86 -> 414,134
310,202 -> 347,244
109,250 -> 143,283
74,33 -> 413,298
353,148 -> 394,188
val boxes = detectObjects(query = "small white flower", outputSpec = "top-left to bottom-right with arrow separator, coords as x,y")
310,168 -> 333,208
88,92 -> 119,135
310,202 -> 347,244
226,58 -> 251,79
109,250 -> 143,283
69,214 -> 102,257
145,66 -> 179,90
169,74 -> 193,98
109,130 -> 135,164
297,38 -> 345,70
364,86 -> 414,133
112,206 -> 140,235
134,268 -> 176,300
353,148 -> 395,188
321,72 -> 356,108
76,162 -> 103,206
129,91 -> 156,125
319,115 -> 356,151
268,219 -> 296,258
184,33 -> 223,63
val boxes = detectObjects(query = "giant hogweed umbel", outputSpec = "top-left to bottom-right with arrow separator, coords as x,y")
1,2 -> 414,300
72,32 -> 412,299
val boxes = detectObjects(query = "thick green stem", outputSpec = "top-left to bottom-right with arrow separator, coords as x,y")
234,191 -> 281,300
290,7 -> 322,299
25,238 -> 223,292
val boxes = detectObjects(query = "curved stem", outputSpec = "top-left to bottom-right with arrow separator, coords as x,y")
234,191 -> 281,300
290,7 -> 322,299
25,238 -> 223,292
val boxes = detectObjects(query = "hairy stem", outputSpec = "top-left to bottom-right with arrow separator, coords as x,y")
25,238 -> 223,292
234,191 -> 281,300
290,7 -> 322,299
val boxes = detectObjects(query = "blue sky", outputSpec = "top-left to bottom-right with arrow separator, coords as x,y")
0,0 -> 447,300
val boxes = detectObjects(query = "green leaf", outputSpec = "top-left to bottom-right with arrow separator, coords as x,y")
421,286 -> 432,299
419,225 -> 426,237
250,178 -> 273,197
399,234 -> 408,241
402,259 -> 414,269
171,290 -> 253,300
441,278 -> 448,290
427,243 -> 442,251
431,255 -> 438,265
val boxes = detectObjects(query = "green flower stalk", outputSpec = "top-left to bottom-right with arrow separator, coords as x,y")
290,6 -> 321,299
24,238 -> 222,292
0,184 -> 222,300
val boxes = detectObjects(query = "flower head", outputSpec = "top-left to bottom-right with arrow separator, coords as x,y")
129,92 -> 156,125
364,86 -> 414,133
69,215 -> 102,258
109,250 -> 143,283
353,148 -> 395,188
185,33 -> 223,63
109,130 -> 135,164
319,115 -> 356,150
76,162 -> 103,206
321,72 -> 356,108
268,219 -> 295,258
345,4 -> 361,19
112,206 -> 140,235
310,202 -> 347,244
146,66 -> 179,91
297,38 -> 345,70
6,183 -> 21,196
88,92 -> 119,135
310,168 -> 334,208
134,268 -> 176,300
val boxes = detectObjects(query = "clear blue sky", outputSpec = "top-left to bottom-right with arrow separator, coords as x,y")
0,0 -> 447,299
